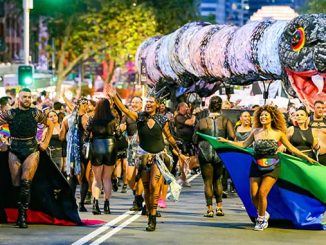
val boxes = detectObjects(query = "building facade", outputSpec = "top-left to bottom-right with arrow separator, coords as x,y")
199,0 -> 307,25
0,0 -> 23,63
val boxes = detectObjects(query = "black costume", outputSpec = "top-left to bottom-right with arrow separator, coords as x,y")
289,127 -> 315,159
310,119 -> 326,166
137,112 -> 168,153
0,151 -> 81,225
0,108 -> 80,226
1,108 -> 47,161
136,112 -> 170,231
88,119 -> 118,166
48,134 -> 62,168
175,114 -> 195,155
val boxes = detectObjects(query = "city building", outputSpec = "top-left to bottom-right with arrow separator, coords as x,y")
0,0 -> 23,63
199,0 -> 307,25
250,5 -> 299,21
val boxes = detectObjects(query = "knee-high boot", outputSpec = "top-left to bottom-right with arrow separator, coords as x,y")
17,180 -> 31,228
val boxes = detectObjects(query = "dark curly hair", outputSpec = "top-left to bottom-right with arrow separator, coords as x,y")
208,96 -> 222,112
253,105 -> 287,133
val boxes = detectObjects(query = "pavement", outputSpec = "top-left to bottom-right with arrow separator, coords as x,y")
0,174 -> 325,245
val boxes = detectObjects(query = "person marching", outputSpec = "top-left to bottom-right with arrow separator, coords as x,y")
87,98 -> 120,215
107,86 -> 187,232
218,105 -> 317,231
0,88 -> 54,228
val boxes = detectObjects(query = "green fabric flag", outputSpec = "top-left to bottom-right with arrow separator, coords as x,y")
196,132 -> 326,204
278,153 -> 326,204
196,132 -> 253,154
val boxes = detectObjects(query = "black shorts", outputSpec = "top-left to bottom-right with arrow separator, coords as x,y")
90,138 -> 117,166
10,139 -> 39,162
249,161 -> 280,179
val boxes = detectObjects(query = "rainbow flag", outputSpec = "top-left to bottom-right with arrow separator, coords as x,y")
0,124 -> 10,137
197,132 -> 326,230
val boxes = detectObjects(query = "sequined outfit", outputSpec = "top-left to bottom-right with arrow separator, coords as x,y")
0,108 -> 47,161
250,139 -> 280,179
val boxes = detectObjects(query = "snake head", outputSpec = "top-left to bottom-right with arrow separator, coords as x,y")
280,14 -> 326,110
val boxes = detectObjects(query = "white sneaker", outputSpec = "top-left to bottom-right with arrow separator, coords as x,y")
265,211 -> 270,221
254,217 -> 268,231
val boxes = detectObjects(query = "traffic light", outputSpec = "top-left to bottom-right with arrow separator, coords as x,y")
18,65 -> 34,86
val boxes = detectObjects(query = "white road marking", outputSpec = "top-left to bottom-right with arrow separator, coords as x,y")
71,211 -> 135,245
90,213 -> 142,245
72,173 -> 200,245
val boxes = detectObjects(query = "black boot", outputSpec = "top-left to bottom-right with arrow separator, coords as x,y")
85,192 -> 92,205
92,198 -> 101,215
104,199 -> 111,214
129,195 -> 143,211
141,204 -> 147,216
146,214 -> 156,232
16,180 -> 31,228
112,178 -> 118,192
79,202 -> 87,212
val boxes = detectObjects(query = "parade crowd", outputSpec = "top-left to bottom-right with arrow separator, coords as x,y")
0,87 -> 325,231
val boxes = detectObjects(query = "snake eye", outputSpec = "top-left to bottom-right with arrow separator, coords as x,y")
291,27 -> 305,52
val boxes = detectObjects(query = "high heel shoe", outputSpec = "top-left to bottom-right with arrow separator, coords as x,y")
104,199 -> 111,214
92,198 -> 101,215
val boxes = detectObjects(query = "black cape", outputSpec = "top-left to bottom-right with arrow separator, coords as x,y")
0,150 -> 81,225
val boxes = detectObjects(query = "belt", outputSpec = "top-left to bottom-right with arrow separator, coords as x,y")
11,136 -> 35,141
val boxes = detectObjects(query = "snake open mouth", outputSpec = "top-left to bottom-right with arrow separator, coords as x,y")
285,68 -> 326,109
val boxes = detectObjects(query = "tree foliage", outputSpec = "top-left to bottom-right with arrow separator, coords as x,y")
13,0 -> 199,95
37,0 -> 157,95
139,0 -> 200,34
301,0 -> 326,14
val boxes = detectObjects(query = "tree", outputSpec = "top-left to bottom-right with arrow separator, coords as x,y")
34,0 -> 157,96
139,0 -> 200,34
14,0 -> 199,95
301,0 -> 326,14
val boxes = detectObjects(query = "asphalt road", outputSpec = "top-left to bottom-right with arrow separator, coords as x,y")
0,174 -> 325,245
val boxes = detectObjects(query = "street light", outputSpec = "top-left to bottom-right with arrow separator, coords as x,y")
23,0 -> 33,65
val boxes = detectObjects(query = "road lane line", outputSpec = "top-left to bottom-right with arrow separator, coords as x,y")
90,213 -> 142,245
92,173 -> 200,244
71,211 -> 134,245
73,173 -> 200,245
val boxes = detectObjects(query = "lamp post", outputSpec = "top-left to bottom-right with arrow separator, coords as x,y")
23,0 -> 33,65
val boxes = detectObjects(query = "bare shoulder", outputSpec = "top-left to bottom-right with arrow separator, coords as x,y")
274,129 -> 286,138
252,128 -> 261,135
